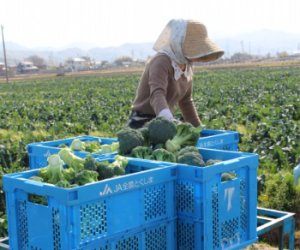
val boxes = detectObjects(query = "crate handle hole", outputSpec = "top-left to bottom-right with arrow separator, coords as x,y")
28,193 -> 48,206
221,172 -> 237,182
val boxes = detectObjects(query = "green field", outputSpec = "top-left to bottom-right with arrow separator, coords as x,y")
0,66 -> 299,237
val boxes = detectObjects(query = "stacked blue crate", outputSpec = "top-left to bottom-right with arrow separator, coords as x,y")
3,158 -> 177,250
27,135 -> 118,169
176,148 -> 258,250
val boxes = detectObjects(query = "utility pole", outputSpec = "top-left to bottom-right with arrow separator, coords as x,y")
1,25 -> 9,83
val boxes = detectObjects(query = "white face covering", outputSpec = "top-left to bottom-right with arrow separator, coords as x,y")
153,19 -> 193,81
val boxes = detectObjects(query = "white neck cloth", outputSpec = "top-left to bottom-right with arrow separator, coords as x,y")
153,19 -> 193,81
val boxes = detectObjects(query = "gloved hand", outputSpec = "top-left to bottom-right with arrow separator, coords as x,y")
158,108 -> 174,120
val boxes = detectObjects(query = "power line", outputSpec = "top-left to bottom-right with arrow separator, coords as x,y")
1,25 -> 9,83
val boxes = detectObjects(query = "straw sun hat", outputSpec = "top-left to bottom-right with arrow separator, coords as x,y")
182,20 -> 224,62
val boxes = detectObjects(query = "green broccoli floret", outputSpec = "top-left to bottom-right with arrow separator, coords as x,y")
117,127 -> 145,155
177,152 -> 205,167
131,146 -> 153,159
138,126 -> 150,144
150,148 -> 176,163
95,160 -> 112,180
70,139 -> 86,151
62,167 -> 76,183
110,142 -> 120,152
97,144 -> 113,154
147,117 -> 176,145
39,154 -> 66,184
109,155 -> 128,175
83,154 -> 99,171
74,169 -> 98,185
56,179 -> 71,188
177,146 -> 200,157
165,122 -> 201,152
84,140 -> 102,153
206,159 -> 222,166
114,155 -> 128,168
58,148 -> 85,171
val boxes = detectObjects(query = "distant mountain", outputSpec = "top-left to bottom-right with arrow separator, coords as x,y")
1,30 -> 300,65
216,29 -> 300,56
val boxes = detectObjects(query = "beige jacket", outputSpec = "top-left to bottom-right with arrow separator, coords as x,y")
132,53 -> 201,127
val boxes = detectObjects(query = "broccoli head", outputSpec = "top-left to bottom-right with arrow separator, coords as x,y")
177,152 -> 205,167
165,122 -> 201,152
74,169 -> 98,185
62,167 -> 76,183
131,146 -> 153,159
39,154 -> 66,184
70,139 -> 86,151
84,140 -> 102,153
177,146 -> 200,157
138,126 -> 150,144
147,117 -> 176,145
98,144 -> 114,154
109,155 -> 128,175
150,148 -> 176,163
117,127 -> 145,155
70,139 -> 102,153
56,179 -> 72,188
58,148 -> 85,171
83,154 -> 99,171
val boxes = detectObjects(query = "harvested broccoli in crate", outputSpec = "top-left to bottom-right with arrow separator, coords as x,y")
29,149 -> 129,188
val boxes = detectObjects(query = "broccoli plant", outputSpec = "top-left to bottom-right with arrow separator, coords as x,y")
58,148 -> 85,171
70,139 -> 86,151
147,117 -> 177,145
165,122 -> 201,152
74,170 -> 98,186
177,151 -> 205,167
117,127 -> 145,155
39,154 -> 66,184
177,146 -> 199,156
131,146 -> 153,159
150,148 -> 176,163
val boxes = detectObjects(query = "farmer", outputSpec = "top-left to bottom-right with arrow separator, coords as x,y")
127,19 -> 224,129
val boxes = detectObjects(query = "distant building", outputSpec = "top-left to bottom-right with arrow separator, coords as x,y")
64,57 -> 91,71
16,61 -> 39,73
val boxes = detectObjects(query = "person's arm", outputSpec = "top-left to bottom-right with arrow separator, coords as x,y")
148,56 -> 173,117
178,82 -> 201,127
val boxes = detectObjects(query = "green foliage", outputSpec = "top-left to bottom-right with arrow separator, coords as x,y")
0,67 -> 300,237
259,171 -> 300,211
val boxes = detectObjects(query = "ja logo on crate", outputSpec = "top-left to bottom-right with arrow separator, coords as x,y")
99,184 -> 113,196
99,177 -> 154,197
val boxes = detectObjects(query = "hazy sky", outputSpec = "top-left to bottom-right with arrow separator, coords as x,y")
1,0 -> 300,49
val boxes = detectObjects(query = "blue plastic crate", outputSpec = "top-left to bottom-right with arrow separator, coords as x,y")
176,148 -> 258,250
77,219 -> 176,250
197,129 -> 240,151
3,158 -> 176,250
27,135 -> 118,169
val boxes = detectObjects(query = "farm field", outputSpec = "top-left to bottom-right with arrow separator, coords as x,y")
0,66 -> 299,246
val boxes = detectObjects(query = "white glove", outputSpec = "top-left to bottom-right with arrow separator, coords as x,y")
158,108 -> 174,120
